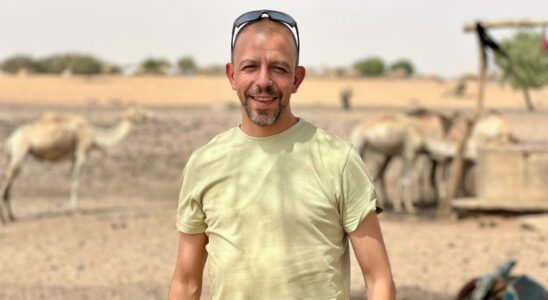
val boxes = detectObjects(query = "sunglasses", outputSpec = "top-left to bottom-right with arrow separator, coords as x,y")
231,10 -> 300,56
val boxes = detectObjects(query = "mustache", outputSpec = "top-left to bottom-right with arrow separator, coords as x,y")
247,86 -> 281,98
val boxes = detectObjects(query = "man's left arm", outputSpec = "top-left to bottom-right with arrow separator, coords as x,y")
348,212 -> 395,300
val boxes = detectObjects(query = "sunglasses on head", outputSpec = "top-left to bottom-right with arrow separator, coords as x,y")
231,10 -> 300,56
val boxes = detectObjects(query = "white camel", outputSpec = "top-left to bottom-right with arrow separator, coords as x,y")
0,107 -> 152,223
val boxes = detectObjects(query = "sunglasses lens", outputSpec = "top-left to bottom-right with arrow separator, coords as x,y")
268,11 -> 296,27
234,11 -> 262,27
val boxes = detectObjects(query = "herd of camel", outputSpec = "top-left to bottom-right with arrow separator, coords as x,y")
350,108 -> 516,214
0,106 -> 514,224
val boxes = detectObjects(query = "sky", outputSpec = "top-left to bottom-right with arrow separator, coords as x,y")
1,0 -> 547,78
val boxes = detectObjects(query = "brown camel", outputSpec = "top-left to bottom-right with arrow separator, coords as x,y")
0,108 -> 152,224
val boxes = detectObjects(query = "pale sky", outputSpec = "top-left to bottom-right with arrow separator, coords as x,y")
1,0 -> 547,78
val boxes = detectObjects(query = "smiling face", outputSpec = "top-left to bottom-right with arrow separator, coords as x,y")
226,19 -> 305,136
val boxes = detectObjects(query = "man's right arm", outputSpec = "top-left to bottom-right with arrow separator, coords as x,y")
168,232 -> 208,300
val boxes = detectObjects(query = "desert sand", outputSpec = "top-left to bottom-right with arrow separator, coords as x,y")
0,75 -> 546,299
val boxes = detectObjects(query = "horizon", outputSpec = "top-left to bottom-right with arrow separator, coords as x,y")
1,1 -> 547,79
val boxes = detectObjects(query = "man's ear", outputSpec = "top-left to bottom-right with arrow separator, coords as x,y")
292,66 -> 306,93
226,63 -> 237,90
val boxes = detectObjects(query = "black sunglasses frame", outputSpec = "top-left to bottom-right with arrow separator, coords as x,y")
230,10 -> 300,56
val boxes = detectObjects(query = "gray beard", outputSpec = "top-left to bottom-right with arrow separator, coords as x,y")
244,100 -> 284,127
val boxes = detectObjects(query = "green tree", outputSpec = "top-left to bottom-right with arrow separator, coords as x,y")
389,59 -> 415,77
139,58 -> 170,75
177,56 -> 197,74
353,57 -> 385,77
494,31 -> 548,111
34,53 -> 104,75
0,55 -> 37,74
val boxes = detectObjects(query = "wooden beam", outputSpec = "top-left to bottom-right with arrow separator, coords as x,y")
463,19 -> 548,32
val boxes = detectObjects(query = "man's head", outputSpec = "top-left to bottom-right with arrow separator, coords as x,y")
226,10 -> 305,131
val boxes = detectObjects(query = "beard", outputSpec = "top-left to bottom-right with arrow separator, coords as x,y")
242,86 -> 285,127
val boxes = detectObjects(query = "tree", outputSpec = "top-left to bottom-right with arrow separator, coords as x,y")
139,58 -> 170,75
0,55 -> 37,74
389,59 -> 415,77
34,53 -> 104,75
177,56 -> 197,75
353,57 -> 385,77
494,31 -> 548,111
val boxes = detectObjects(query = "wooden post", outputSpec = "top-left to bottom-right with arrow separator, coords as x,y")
438,24 -> 488,218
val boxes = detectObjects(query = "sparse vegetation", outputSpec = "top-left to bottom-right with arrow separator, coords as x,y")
177,56 -> 198,75
33,53 -> 104,75
139,58 -> 171,75
389,59 -> 415,77
353,57 -> 385,77
0,55 -> 37,74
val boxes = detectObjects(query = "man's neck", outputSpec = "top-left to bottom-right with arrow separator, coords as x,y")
239,109 -> 299,137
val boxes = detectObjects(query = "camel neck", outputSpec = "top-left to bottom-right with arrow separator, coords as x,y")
94,119 -> 132,148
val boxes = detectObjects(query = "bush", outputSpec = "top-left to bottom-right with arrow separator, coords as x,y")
139,58 -> 171,75
353,57 -> 385,77
177,56 -> 197,74
389,59 -> 415,76
0,55 -> 37,74
34,53 -> 104,75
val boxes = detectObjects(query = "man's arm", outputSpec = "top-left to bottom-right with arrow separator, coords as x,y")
348,212 -> 395,300
168,232 -> 208,300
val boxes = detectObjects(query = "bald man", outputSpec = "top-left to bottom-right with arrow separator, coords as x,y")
168,10 -> 395,300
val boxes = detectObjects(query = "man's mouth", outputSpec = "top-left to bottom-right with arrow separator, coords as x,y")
249,95 -> 278,106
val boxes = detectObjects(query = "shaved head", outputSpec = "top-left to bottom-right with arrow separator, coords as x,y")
232,19 -> 299,66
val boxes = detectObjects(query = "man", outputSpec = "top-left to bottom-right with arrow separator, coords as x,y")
168,10 -> 395,300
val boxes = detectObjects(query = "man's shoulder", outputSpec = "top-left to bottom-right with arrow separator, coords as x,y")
187,127 -> 237,164
304,120 -> 352,153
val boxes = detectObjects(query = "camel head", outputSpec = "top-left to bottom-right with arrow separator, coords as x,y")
122,107 -> 155,124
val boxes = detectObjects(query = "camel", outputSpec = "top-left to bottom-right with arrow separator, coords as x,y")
0,107 -> 152,224
350,109 -> 515,213
350,110 -> 455,213
434,110 -> 518,198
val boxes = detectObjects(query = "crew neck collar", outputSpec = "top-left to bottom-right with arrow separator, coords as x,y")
235,118 -> 305,144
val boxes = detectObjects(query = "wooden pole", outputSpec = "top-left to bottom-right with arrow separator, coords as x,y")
438,25 -> 488,218
463,19 -> 548,32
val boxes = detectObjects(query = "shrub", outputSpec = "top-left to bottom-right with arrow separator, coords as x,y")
353,57 -> 385,77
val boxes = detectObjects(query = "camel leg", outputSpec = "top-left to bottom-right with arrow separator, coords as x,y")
70,150 -> 86,211
399,153 -> 417,214
435,159 -> 450,200
374,156 -> 392,208
429,159 -> 439,201
1,151 -> 27,223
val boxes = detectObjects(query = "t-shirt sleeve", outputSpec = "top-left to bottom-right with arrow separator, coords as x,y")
340,146 -> 382,233
176,155 -> 207,234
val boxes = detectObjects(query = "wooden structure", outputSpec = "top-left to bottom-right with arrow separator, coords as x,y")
452,144 -> 548,212
437,19 -> 548,218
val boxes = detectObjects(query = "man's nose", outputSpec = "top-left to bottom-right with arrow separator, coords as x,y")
255,66 -> 272,87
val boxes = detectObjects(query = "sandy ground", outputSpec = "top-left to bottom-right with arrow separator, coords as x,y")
0,76 -> 547,299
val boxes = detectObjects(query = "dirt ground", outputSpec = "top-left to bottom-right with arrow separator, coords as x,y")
0,91 -> 547,299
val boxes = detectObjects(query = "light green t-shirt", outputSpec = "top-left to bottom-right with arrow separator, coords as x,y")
176,119 -> 379,300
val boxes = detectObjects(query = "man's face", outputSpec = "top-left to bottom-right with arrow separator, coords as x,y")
226,21 -> 305,127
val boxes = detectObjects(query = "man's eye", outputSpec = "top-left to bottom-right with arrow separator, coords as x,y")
274,67 -> 287,73
242,65 -> 256,70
